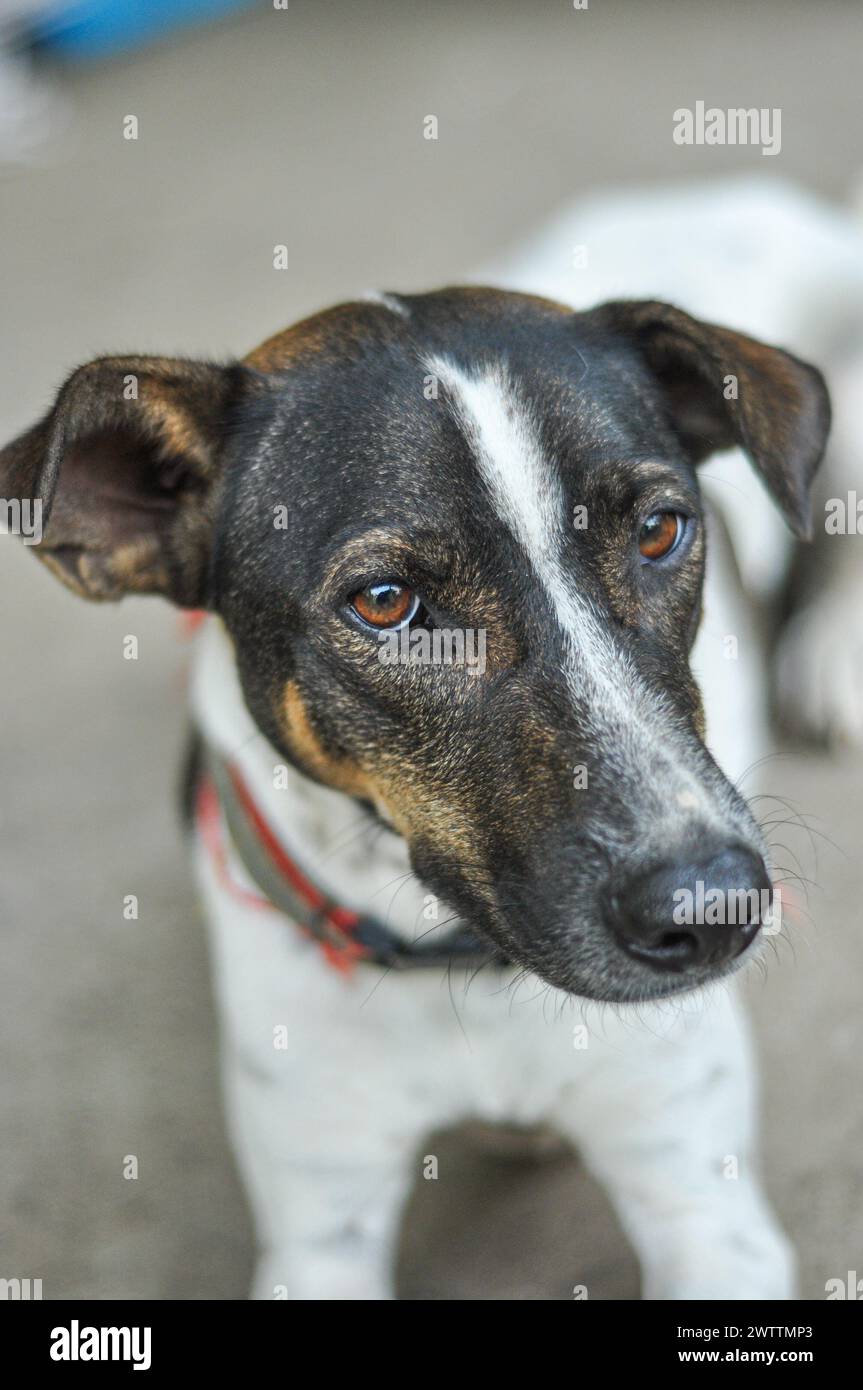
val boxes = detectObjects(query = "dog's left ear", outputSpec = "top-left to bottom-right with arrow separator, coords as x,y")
0,355 -> 248,605
595,300 -> 831,539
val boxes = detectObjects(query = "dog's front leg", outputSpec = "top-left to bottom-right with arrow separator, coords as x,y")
196,843 -> 423,1301
245,1162 -> 414,1302
223,1053 -> 418,1301
553,990 -> 795,1300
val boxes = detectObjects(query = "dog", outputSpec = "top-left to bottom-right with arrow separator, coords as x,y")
4,176 -> 860,1301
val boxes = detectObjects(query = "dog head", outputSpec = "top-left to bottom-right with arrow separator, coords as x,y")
1,288 -> 830,1001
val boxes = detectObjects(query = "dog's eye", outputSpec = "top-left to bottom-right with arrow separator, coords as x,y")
349,581 -> 420,629
638,511 -> 684,561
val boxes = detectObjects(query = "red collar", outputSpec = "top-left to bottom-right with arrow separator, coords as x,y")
195,748 -> 500,976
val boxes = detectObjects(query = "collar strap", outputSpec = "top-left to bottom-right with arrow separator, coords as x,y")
198,748 -> 502,974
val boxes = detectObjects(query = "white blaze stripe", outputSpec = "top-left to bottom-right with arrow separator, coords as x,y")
362,290 -> 411,318
427,355 -> 717,817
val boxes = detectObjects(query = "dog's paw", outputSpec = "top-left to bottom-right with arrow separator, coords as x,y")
250,1250 -> 395,1301
774,587 -> 863,746
644,1231 -> 797,1301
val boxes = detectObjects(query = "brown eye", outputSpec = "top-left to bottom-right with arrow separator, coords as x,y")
638,511 -> 684,561
350,581 -> 419,629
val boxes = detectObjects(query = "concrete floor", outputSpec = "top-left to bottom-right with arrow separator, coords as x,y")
1,0 -> 862,1299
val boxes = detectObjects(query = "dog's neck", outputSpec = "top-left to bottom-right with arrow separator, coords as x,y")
190,618 -> 438,945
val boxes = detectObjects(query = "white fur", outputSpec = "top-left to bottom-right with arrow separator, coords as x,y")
426,354 -> 726,829
191,177 -> 863,1299
362,290 -> 410,318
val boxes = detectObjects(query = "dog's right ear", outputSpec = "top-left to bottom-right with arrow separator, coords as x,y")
591,300 -> 831,540
0,355 -> 250,606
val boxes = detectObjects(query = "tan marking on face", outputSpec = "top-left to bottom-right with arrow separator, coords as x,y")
244,288 -> 574,373
421,285 -> 573,317
282,680 -> 377,799
244,302 -> 401,372
280,679 -> 496,907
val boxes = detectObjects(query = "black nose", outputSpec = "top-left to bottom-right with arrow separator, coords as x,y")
608,843 -> 771,973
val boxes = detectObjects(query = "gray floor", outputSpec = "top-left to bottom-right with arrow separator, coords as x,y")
1,0 -> 862,1300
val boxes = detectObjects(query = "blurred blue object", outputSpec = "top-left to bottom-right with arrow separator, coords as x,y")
29,0 -> 257,61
